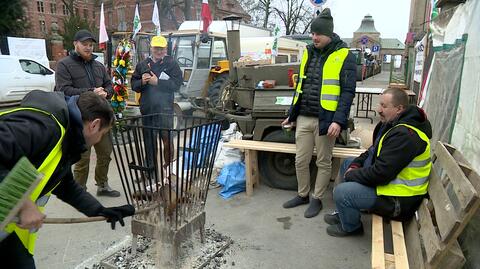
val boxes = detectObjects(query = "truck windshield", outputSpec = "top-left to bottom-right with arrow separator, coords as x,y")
172,36 -> 195,68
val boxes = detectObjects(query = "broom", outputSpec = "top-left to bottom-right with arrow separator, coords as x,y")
0,157 -> 43,231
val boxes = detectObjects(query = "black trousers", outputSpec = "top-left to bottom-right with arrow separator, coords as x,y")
0,233 -> 35,269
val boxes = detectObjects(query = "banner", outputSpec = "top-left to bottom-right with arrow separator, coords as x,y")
413,36 -> 426,83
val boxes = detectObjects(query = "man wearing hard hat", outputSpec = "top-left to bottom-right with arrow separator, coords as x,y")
131,36 -> 183,172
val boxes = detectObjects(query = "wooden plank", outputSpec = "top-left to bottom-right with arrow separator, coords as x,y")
428,166 -> 461,242
250,150 -> 259,185
391,220 -> 410,269
404,218 -> 425,269
417,201 -> 442,264
434,142 -> 478,212
443,142 -> 480,193
372,214 -> 386,269
436,240 -> 466,269
384,254 -> 396,269
224,140 -> 365,158
244,150 -> 255,196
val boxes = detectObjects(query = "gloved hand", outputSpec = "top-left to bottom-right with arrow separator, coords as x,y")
98,205 -> 135,230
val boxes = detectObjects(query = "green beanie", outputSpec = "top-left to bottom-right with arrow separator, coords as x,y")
311,8 -> 334,37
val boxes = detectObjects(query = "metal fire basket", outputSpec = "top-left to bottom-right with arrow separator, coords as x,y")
111,113 -> 223,264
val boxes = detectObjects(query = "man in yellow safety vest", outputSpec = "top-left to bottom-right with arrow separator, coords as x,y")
324,88 -> 432,237
0,90 -> 134,268
282,8 -> 356,218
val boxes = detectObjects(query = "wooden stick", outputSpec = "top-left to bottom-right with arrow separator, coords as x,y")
43,204 -> 158,224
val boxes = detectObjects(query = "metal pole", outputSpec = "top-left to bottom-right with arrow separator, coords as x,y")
226,30 -> 240,83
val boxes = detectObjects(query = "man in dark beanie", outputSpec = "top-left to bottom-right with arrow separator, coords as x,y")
282,8 -> 356,219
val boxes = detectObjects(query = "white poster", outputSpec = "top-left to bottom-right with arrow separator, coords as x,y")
7,37 -> 49,67
414,36 -> 426,83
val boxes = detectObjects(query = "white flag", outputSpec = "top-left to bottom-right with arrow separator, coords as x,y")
98,3 -> 108,49
152,1 -> 161,35
133,4 -> 142,38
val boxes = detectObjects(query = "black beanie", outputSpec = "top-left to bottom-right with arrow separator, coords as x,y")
311,8 -> 334,37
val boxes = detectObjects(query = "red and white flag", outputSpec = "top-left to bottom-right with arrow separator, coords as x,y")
99,2 -> 108,50
201,0 -> 212,33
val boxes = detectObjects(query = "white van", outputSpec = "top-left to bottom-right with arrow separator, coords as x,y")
0,55 -> 55,106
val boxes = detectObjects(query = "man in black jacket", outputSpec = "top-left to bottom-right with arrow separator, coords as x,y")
282,8 -> 356,218
131,35 -> 183,171
55,29 -> 120,197
0,90 -> 134,268
324,88 -> 432,237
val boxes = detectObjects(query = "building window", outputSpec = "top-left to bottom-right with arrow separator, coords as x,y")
75,8 -> 79,16
92,10 -> 95,19
84,9 -> 88,19
40,20 -> 47,33
37,1 -> 44,13
50,3 -> 56,14
63,4 -> 69,15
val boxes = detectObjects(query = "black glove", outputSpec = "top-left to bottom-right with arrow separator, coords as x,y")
98,204 -> 135,230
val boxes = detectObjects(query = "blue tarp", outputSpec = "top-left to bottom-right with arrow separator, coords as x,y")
217,161 -> 246,199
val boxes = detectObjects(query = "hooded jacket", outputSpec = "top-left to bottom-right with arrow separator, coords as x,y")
0,91 -> 104,217
288,34 -> 356,134
345,105 -> 433,220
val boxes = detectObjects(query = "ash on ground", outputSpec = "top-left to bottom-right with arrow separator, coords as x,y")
87,226 -> 234,269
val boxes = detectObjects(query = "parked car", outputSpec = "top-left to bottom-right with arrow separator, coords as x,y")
0,55 -> 55,106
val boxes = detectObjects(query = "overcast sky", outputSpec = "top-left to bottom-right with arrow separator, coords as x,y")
319,0 -> 412,41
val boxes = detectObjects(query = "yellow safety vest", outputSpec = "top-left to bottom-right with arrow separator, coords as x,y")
0,107 -> 65,255
376,124 -> 431,197
293,48 -> 349,111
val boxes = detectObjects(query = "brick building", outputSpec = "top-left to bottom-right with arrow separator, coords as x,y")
23,0 -> 250,39
25,0 -> 96,39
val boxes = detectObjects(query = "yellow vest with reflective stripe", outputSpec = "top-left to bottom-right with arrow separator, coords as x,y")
293,48 -> 349,111
0,107 -> 65,255
376,123 -> 431,197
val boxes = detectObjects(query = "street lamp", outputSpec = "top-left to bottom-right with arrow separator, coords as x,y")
223,15 -> 242,83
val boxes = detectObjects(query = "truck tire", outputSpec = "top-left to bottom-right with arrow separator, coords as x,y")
258,130 -> 316,190
207,74 -> 229,107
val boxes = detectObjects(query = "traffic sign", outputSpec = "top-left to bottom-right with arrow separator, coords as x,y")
360,36 -> 369,45
310,0 -> 327,7
372,44 -> 380,52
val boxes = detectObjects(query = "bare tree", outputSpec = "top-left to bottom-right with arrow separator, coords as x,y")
273,0 -> 314,35
239,0 -> 273,28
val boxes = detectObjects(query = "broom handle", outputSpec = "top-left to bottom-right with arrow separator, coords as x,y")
43,205 -> 157,224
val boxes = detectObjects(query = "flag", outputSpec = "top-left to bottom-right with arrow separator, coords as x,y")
133,4 -> 142,39
201,0 -> 212,33
152,1 -> 161,35
98,2 -> 108,50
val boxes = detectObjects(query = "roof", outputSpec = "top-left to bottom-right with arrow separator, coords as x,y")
355,14 -> 379,33
380,38 -> 405,49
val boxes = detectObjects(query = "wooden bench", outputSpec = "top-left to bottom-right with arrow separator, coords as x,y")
224,139 -> 365,196
371,142 -> 480,269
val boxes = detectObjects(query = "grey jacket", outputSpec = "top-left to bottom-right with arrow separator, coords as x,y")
55,52 -> 113,98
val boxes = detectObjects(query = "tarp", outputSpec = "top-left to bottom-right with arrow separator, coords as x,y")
426,1 -> 480,268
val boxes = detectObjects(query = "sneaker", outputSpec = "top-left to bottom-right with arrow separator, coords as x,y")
326,223 -> 364,237
97,184 -> 121,197
324,210 -> 340,225
282,195 -> 309,209
304,197 -> 323,218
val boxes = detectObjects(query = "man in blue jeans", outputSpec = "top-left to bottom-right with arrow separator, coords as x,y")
324,88 -> 432,237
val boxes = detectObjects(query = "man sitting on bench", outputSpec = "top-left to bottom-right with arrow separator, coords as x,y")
324,88 -> 432,237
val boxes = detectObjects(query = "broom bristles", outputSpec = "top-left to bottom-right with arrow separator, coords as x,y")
0,157 -> 43,231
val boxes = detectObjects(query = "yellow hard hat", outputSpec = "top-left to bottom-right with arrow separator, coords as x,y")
150,36 -> 167,47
